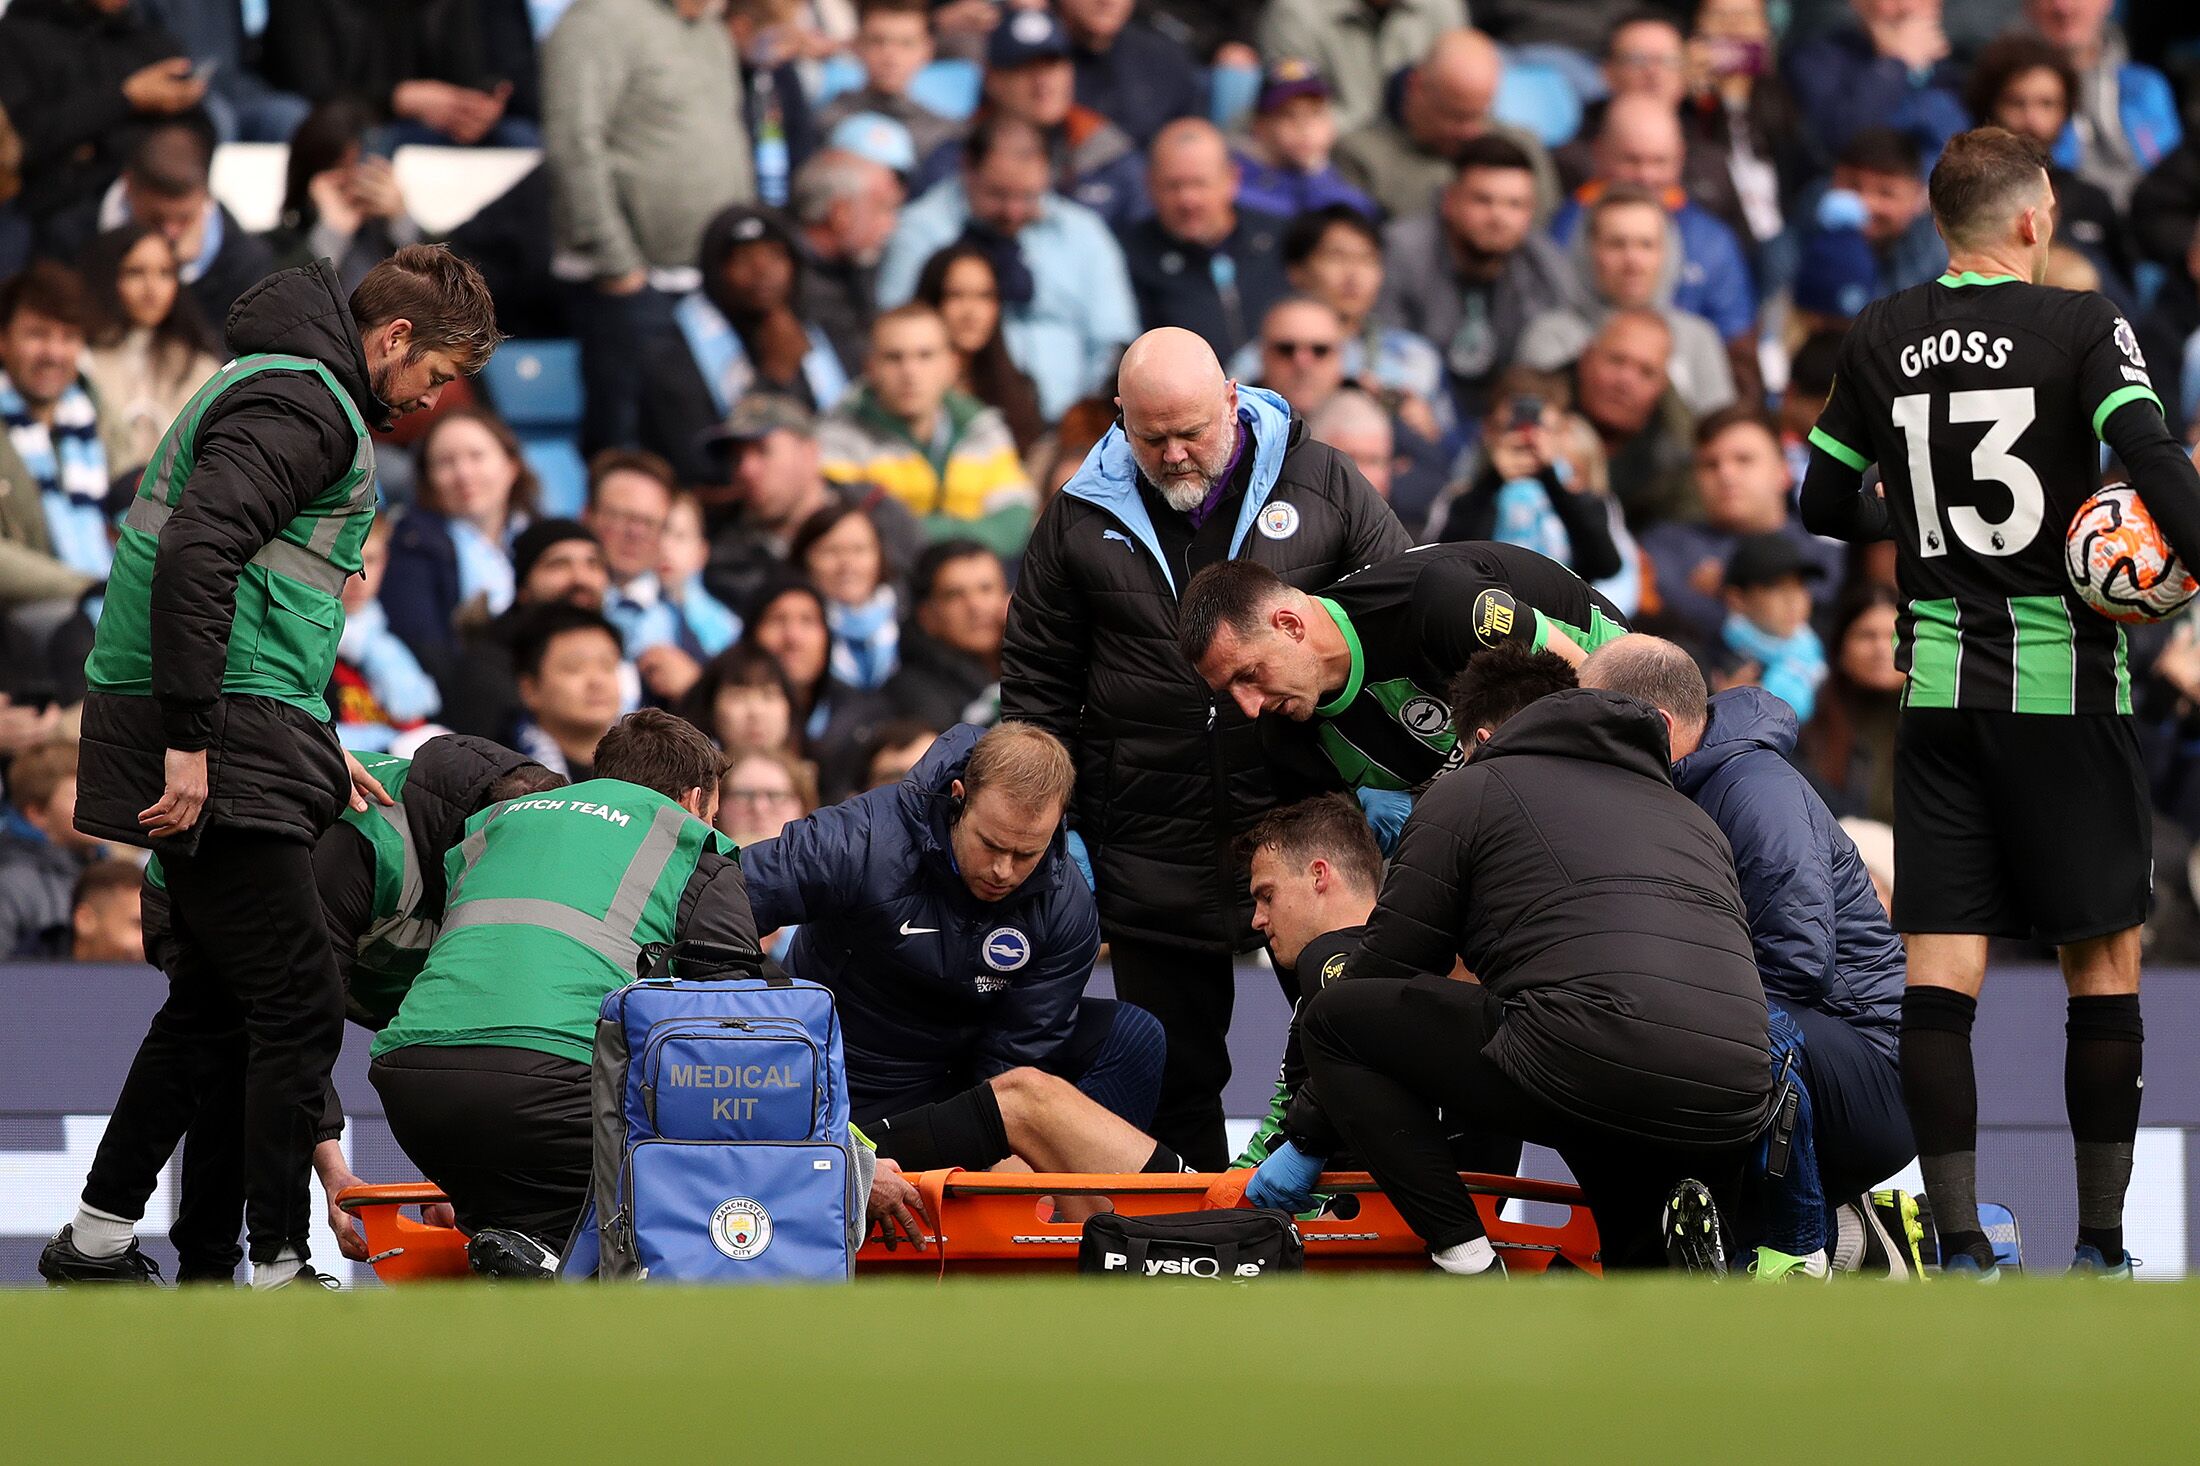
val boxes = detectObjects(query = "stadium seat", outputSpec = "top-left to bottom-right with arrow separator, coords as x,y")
1493,59 -> 1584,147
389,146 -> 543,236
522,436 -> 589,518
208,143 -> 289,235
479,339 -> 585,430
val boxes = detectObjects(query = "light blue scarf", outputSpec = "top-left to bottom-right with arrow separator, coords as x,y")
337,598 -> 442,746
1724,612 -> 1827,724
827,585 -> 899,690
672,291 -> 848,416
2,372 -> 111,578
668,572 -> 742,657
448,515 -> 520,617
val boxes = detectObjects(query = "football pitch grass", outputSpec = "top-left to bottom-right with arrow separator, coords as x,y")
9,1277 -> 2200,1462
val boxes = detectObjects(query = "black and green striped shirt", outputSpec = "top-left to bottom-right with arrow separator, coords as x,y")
1811,273 -> 2160,715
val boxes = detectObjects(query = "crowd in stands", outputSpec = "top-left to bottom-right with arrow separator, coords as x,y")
3,0 -> 2200,961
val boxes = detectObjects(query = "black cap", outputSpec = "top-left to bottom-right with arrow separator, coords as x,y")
512,518 -> 600,585
1724,532 -> 1826,590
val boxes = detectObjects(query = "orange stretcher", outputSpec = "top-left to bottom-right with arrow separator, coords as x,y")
335,1170 -> 1601,1283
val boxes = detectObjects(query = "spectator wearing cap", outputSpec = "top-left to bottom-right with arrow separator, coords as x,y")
701,393 -> 926,613
1256,0 -> 1465,137
791,147 -> 907,377
818,0 -> 960,163
0,0 -> 204,226
1789,221 -> 1880,334
1060,0 -> 1206,151
542,0 -> 756,455
1,262 -> 132,611
1519,185 -> 1737,418
1118,120 -> 1289,365
0,739 -> 107,958
1791,127 -> 1942,316
879,115 -> 1139,421
2023,0 -> 2181,213
1721,530 -> 1828,725
818,304 -> 1038,557
1639,406 -> 1842,648
1375,135 -> 1579,421
1334,28 -> 1560,226
437,518 -> 616,740
1232,59 -> 1376,223
638,203 -> 851,490
908,8 -> 1148,229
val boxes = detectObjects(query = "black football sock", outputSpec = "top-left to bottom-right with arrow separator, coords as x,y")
1902,987 -> 1994,1267
1142,1142 -> 1187,1174
2067,993 -> 2144,1265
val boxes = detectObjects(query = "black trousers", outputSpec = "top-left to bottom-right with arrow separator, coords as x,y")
80,829 -> 345,1265
371,1044 -> 594,1245
1107,938 -> 1238,1171
1303,975 -> 1750,1270
1788,1006 -> 1916,1205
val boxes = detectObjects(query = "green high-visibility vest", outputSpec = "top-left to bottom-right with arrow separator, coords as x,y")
144,748 -> 432,1028
372,778 -> 732,1067
84,353 -> 376,721
340,750 -> 436,1027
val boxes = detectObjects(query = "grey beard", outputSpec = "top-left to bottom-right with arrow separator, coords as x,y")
1157,477 -> 1211,513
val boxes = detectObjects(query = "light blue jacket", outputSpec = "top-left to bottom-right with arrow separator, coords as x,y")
876,181 -> 1139,420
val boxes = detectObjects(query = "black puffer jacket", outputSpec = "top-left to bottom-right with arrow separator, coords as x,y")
1344,688 -> 1774,1149
1001,386 -> 1408,952
76,261 -> 390,853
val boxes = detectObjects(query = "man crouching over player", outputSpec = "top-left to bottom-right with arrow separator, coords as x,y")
1247,650 -> 1775,1271
742,723 -> 1184,1177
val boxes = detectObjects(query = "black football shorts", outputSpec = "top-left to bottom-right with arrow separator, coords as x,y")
1892,708 -> 2151,945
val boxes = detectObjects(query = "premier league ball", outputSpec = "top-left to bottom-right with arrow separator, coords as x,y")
2066,482 -> 2200,624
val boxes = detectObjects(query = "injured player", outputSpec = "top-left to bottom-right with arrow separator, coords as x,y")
741,722 -> 1186,1177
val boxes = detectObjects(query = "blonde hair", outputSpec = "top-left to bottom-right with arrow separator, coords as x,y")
962,721 -> 1074,814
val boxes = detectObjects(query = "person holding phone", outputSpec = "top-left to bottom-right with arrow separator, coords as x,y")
1424,371 -> 1625,585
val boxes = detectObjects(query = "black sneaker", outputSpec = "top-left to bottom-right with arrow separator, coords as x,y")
1661,1179 -> 1728,1277
467,1228 -> 560,1280
37,1226 -> 164,1286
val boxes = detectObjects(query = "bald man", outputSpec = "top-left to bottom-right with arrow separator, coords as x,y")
1118,119 -> 1289,361
1002,326 -> 1407,1167
1550,93 -> 1757,350
1333,28 -> 1559,225
1580,635 -> 1918,1276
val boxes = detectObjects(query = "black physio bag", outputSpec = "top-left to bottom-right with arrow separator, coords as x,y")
1078,1209 -> 1304,1279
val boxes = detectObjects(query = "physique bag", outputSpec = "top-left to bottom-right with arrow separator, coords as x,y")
570,941 -> 862,1283
1078,1209 -> 1304,1279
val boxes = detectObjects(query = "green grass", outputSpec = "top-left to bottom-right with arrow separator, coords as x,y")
9,1278 -> 2199,1462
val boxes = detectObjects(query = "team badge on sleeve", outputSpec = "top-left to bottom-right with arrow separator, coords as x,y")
1318,952 -> 1347,989
2114,318 -> 2145,367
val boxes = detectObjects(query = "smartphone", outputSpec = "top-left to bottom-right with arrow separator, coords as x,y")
188,57 -> 221,85
1705,36 -> 1767,79
1507,394 -> 1544,430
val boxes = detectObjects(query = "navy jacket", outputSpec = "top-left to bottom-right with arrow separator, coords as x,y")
1117,208 -> 1290,365
1672,687 -> 1903,1060
741,723 -> 1101,1117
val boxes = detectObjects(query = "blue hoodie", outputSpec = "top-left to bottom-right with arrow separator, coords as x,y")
740,722 -> 1101,1116
1671,687 -> 1903,1060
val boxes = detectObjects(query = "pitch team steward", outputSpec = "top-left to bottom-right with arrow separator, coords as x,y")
48,737 -> 560,1282
1799,126 -> 2200,1278
1003,326 -> 1406,1169
44,248 -> 501,1290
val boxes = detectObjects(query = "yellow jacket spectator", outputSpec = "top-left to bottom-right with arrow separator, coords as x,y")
817,304 -> 1037,558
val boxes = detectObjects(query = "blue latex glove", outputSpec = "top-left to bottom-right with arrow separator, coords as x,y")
1356,787 -> 1412,855
1245,1139 -> 1324,1213
1064,829 -> 1094,891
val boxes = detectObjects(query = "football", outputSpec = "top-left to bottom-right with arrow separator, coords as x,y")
2065,482 -> 2200,624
